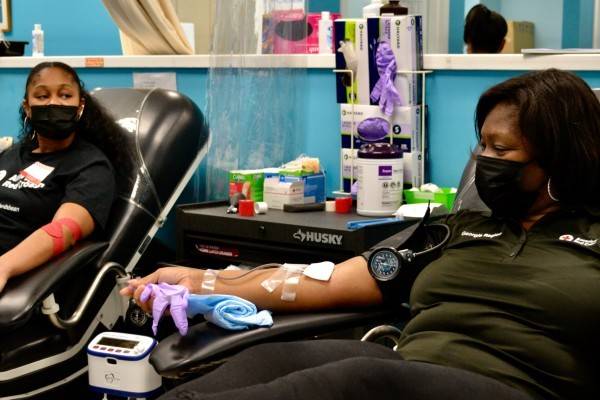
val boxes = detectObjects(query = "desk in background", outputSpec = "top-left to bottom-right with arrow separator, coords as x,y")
176,201 -> 416,267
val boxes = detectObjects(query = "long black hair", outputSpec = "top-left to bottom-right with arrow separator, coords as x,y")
464,4 -> 507,53
19,61 -> 130,169
475,69 -> 600,208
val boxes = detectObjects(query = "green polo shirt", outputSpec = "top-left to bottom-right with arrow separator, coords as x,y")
395,208 -> 600,400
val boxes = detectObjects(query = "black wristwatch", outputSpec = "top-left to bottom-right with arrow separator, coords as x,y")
367,247 -> 415,281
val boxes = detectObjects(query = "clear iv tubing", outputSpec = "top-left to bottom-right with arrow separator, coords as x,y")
158,262 -> 284,281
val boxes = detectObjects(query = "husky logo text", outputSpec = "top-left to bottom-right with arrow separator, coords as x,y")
293,229 -> 343,246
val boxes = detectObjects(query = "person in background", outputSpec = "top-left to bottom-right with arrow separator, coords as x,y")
464,4 -> 508,53
0,61 -> 127,292
123,69 -> 600,400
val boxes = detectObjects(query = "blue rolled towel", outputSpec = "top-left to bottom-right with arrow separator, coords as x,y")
187,294 -> 273,330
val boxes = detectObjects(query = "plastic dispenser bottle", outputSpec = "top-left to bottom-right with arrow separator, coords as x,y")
32,24 -> 44,57
363,0 -> 383,18
318,11 -> 333,53
380,0 -> 408,16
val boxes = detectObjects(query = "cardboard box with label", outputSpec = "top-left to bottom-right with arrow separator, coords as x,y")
501,21 -> 534,53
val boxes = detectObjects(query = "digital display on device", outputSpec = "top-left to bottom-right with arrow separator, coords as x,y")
97,337 -> 139,349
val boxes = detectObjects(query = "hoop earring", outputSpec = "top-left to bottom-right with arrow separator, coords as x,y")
547,178 -> 560,202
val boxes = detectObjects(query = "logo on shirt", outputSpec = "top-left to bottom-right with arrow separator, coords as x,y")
2,173 -> 45,190
460,230 -> 503,239
558,234 -> 597,247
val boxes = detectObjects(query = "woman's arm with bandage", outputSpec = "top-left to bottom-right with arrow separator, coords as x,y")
123,256 -> 384,313
0,202 -> 95,293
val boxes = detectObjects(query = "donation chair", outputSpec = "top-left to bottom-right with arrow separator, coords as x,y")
0,88 -> 209,399
150,153 -> 487,381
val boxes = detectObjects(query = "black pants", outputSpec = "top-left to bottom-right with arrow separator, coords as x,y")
159,340 -> 534,400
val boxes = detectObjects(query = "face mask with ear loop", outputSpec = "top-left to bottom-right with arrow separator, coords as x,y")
475,154 -> 540,217
30,104 -> 82,141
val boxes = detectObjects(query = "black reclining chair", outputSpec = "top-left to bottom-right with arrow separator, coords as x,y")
150,153 -> 487,380
0,88 -> 209,399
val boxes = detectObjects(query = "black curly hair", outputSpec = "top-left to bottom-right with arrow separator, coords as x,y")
19,61 -> 130,169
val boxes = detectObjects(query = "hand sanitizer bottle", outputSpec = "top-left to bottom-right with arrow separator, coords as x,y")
32,24 -> 44,57
318,11 -> 333,54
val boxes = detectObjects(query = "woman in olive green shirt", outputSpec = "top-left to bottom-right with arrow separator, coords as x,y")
124,69 -> 600,400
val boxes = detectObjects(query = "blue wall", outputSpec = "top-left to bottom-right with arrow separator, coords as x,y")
449,0 -> 466,53
562,0 -> 581,49
308,0 -> 340,13
561,0 -> 595,48
499,0 -> 563,50
3,0 -> 121,56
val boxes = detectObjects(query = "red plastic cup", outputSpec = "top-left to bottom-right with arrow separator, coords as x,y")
238,199 -> 255,217
335,197 -> 352,214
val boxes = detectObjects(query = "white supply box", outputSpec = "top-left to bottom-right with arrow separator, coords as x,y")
355,18 -> 370,104
340,103 -> 420,186
87,331 -> 162,398
263,177 -> 304,210
379,15 -> 423,106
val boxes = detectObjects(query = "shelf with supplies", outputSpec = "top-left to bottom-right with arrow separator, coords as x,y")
4,54 -> 600,71
332,68 -> 432,197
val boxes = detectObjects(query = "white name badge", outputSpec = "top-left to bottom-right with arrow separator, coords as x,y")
20,162 -> 54,184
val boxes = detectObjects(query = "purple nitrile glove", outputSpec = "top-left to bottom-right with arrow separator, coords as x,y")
140,283 -> 189,335
370,41 -> 403,116
357,117 -> 390,142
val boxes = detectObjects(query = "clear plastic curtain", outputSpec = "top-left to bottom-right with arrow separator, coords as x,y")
203,0 -> 309,201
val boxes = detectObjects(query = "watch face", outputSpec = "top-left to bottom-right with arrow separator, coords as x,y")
369,248 -> 401,281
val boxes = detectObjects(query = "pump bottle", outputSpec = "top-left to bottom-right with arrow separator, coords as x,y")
363,0 -> 383,18
380,0 -> 408,16
32,24 -> 44,57
318,11 -> 333,54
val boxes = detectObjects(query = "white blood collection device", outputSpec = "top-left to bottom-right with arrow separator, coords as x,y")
87,331 -> 162,398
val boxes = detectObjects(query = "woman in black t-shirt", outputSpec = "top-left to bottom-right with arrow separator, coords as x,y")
0,62 -> 127,292
124,69 -> 600,399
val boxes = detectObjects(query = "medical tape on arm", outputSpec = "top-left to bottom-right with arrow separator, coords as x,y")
280,264 -> 306,302
40,218 -> 83,256
200,269 -> 218,294
260,262 -> 336,302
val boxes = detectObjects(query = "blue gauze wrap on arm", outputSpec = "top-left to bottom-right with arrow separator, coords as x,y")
186,294 -> 273,331
370,41 -> 403,116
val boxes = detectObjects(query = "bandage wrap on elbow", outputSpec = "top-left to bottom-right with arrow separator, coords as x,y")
41,218 -> 83,256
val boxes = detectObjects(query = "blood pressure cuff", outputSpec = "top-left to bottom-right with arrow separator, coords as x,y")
361,214 -> 450,304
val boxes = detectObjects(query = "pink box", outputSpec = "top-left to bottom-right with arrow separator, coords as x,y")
272,9 -> 309,54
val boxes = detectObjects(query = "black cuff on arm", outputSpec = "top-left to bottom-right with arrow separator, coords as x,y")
362,222 -> 451,305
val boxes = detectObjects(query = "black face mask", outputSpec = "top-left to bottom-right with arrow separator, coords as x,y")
30,105 -> 80,141
475,154 -> 539,217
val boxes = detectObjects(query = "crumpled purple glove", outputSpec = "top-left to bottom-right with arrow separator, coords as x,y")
140,283 -> 189,336
370,41 -> 403,116
357,117 -> 390,141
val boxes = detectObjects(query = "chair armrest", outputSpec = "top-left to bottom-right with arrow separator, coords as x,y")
0,241 -> 109,330
151,307 -> 406,379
